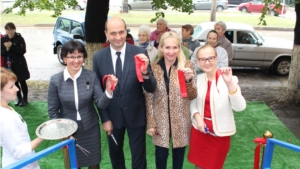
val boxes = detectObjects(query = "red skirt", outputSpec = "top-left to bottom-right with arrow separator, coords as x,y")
188,125 -> 231,169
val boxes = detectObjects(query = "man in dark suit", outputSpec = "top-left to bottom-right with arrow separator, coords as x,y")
93,17 -> 156,169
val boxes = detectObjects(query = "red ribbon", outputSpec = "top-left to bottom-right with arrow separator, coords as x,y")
253,137 -> 266,169
134,55 -> 146,82
102,75 -> 115,91
178,70 -> 187,98
215,69 -> 221,93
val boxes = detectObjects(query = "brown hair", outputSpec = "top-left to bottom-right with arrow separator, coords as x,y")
4,22 -> 16,30
206,30 -> 219,39
1,67 -> 17,90
182,24 -> 194,35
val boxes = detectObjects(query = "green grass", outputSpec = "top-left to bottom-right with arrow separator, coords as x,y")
0,9 -> 296,28
1,101 -> 300,168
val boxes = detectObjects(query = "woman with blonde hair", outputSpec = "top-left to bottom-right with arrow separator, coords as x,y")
0,67 -> 44,169
145,31 -> 197,169
188,44 -> 246,169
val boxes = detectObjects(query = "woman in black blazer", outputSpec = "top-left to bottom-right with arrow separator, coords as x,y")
48,40 -> 118,169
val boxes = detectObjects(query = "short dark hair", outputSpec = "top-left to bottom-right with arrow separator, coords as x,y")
207,30 -> 219,39
182,24 -> 194,35
4,22 -> 16,30
60,40 -> 87,61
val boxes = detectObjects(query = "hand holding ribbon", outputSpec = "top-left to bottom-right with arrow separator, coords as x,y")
178,70 -> 187,98
134,54 -> 148,82
102,75 -> 118,94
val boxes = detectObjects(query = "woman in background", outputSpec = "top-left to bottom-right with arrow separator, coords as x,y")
1,22 -> 30,107
0,67 -> 43,169
188,44 -> 246,169
48,40 -> 118,169
145,31 -> 197,169
135,24 -> 158,62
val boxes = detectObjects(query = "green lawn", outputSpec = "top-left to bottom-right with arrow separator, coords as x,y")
0,9 -> 296,28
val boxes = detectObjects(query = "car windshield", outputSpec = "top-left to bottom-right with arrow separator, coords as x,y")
253,30 -> 264,42
192,25 -> 203,38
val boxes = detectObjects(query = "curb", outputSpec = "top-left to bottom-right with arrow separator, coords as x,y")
34,23 -> 294,31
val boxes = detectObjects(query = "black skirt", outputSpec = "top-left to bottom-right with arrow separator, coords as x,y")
73,121 -> 101,167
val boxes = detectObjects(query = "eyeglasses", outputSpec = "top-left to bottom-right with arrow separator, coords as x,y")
66,56 -> 84,61
197,56 -> 216,63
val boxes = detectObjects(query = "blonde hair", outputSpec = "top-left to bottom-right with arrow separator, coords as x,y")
195,44 -> 218,60
1,67 -> 17,90
157,31 -> 186,69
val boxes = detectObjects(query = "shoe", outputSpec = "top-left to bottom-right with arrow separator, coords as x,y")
19,99 -> 28,107
15,99 -> 22,106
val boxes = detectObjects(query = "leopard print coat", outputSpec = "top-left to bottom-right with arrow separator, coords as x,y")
145,60 -> 197,148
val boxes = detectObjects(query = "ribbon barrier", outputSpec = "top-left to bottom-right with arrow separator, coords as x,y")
2,139 -> 78,169
253,137 -> 266,169
102,75 -> 116,91
178,70 -> 187,98
134,55 -> 146,82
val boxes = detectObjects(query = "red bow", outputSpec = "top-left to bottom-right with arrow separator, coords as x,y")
178,70 -> 187,98
134,55 -> 146,82
253,138 -> 266,169
102,75 -> 115,91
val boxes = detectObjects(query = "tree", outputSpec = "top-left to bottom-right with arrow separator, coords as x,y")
210,0 -> 217,21
259,1 -> 300,103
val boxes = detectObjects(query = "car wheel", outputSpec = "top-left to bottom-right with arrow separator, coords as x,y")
217,6 -> 224,11
274,58 -> 290,76
152,5 -> 158,11
193,6 -> 196,10
74,5 -> 81,10
241,7 -> 248,13
270,10 -> 277,16
57,45 -> 66,65
128,5 -> 131,10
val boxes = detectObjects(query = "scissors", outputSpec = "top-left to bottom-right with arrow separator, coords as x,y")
71,137 -> 91,156
111,134 -> 118,146
204,126 -> 216,137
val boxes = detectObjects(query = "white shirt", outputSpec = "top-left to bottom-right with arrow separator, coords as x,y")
0,106 -> 40,169
110,43 -> 127,74
64,67 -> 113,121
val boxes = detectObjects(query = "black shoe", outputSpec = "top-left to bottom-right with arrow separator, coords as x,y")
15,99 -> 22,106
19,99 -> 28,107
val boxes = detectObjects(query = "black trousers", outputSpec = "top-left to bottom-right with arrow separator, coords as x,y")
107,125 -> 147,169
155,145 -> 186,169
15,80 -> 28,100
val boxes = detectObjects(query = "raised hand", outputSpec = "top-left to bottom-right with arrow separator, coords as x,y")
105,74 -> 118,95
220,67 -> 233,84
135,54 -> 149,74
180,68 -> 194,82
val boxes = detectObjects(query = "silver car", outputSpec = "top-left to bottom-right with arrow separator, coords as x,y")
193,0 -> 229,11
127,0 -> 155,10
192,22 -> 292,76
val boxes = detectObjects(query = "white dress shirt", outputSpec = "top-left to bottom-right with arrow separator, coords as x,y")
0,106 -> 40,169
110,43 -> 127,74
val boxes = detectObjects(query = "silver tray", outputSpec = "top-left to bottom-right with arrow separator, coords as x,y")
36,119 -> 78,140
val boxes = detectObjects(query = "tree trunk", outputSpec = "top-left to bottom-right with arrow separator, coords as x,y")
286,2 -> 300,103
122,0 -> 128,13
210,0 -> 217,21
84,0 -> 109,70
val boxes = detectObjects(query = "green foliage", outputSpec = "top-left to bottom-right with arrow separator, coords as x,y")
150,0 -> 194,22
3,0 -> 78,17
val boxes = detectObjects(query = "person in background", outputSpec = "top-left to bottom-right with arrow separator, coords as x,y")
191,30 -> 228,74
145,31 -> 197,169
1,22 -> 30,107
181,24 -> 200,54
0,32 -> 4,67
188,44 -> 246,169
48,40 -> 118,169
150,18 -> 171,48
214,21 -> 233,65
93,17 -> 156,169
0,67 -> 44,169
135,24 -> 158,62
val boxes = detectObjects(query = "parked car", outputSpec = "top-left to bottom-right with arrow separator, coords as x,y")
53,14 -> 134,65
192,22 -> 292,76
74,0 -> 87,10
193,0 -> 229,11
238,0 -> 287,16
127,0 -> 156,10
2,0 -> 16,12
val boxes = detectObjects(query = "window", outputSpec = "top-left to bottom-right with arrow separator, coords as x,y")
237,31 -> 257,44
71,22 -> 83,36
225,31 -> 234,43
58,19 -> 71,32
